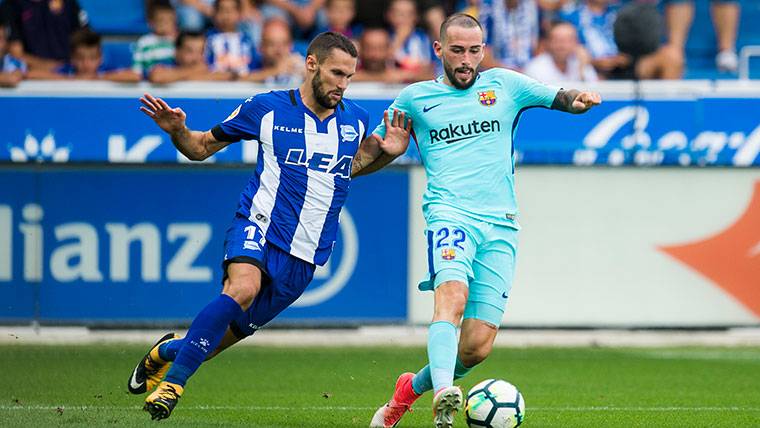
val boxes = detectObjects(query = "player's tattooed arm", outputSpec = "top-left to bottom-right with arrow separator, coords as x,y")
140,93 -> 231,161
551,89 -> 602,114
352,109 -> 412,178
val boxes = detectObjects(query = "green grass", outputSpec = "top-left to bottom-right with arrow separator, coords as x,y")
1,344 -> 759,427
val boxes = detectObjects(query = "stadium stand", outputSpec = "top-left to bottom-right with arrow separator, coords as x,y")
6,0 -> 760,79
78,0 -> 150,35
685,0 -> 760,79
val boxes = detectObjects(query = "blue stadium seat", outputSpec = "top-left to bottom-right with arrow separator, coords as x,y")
80,0 -> 150,35
682,0 -> 760,79
102,40 -> 135,71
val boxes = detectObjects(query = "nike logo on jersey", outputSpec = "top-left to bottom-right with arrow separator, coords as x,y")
502,292 -> 509,299
423,103 -> 441,113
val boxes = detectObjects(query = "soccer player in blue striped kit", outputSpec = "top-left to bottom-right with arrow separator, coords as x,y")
369,13 -> 601,428
127,32 -> 413,420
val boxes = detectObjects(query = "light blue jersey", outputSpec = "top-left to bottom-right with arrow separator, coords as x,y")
374,68 -> 559,228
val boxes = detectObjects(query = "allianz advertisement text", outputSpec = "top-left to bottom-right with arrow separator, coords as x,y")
0,168 -> 408,324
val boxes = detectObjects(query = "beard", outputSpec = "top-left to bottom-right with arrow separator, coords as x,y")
442,60 -> 478,90
311,68 -> 343,109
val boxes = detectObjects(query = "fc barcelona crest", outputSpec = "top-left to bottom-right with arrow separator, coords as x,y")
478,90 -> 497,106
441,248 -> 456,260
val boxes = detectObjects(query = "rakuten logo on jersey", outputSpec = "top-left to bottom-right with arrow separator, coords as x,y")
429,120 -> 501,145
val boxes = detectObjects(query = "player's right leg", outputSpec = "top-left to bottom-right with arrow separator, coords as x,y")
143,214 -> 266,420
143,263 -> 261,420
429,280 -> 467,428
127,332 -> 180,394
371,220 -> 478,428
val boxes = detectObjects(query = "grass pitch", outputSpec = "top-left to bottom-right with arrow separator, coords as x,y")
1,344 -> 759,427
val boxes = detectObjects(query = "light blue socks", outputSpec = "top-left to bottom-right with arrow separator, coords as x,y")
412,357 -> 473,395
426,320 -> 458,394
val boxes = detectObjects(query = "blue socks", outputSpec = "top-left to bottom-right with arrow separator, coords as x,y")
427,320 -> 458,394
164,294 -> 243,387
412,358 -> 473,395
158,337 -> 184,362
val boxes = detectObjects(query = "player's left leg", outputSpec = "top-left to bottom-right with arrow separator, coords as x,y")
401,223 -> 517,395
371,219 -> 481,428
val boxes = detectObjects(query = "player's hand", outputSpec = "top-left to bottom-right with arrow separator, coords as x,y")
376,109 -> 412,157
572,91 -> 602,113
139,93 -> 187,134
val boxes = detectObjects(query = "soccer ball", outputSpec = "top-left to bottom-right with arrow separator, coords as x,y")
465,379 -> 525,428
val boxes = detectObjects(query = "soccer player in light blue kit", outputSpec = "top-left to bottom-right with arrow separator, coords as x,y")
126,32 -> 412,420
370,14 -> 602,428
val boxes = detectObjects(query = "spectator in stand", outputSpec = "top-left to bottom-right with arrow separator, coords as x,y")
352,26 -> 398,82
245,18 -> 304,84
172,0 -> 214,31
386,0 -> 434,80
353,27 -> 390,81
133,1 -> 178,78
558,0 -> 622,75
206,0 -> 256,77
261,0 -> 326,35
27,29 -> 139,82
317,0 -> 359,40
240,0 -> 264,48
524,20 -> 597,82
662,0 -> 740,73
3,0 -> 88,71
355,0 -> 444,43
0,22 -> 25,87
149,31 -> 233,83
480,0 -> 540,71
562,0 -> 681,79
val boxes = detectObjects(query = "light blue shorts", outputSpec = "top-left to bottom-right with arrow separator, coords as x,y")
418,213 -> 518,326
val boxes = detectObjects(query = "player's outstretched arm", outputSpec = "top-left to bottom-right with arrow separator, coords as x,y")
139,93 -> 231,161
351,109 -> 412,178
550,89 -> 602,114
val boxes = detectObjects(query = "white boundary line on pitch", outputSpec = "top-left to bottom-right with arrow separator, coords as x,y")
2,405 -> 760,412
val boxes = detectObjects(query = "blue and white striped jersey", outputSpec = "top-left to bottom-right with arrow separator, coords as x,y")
212,89 -> 369,265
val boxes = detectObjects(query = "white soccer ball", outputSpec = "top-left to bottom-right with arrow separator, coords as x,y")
465,379 -> 525,428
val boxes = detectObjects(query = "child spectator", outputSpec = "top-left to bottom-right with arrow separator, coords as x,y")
206,0 -> 256,77
27,29 -> 139,82
0,23 -> 26,87
132,1 -> 178,78
149,31 -> 233,83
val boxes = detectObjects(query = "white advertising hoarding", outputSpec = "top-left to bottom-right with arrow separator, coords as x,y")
408,167 -> 760,327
